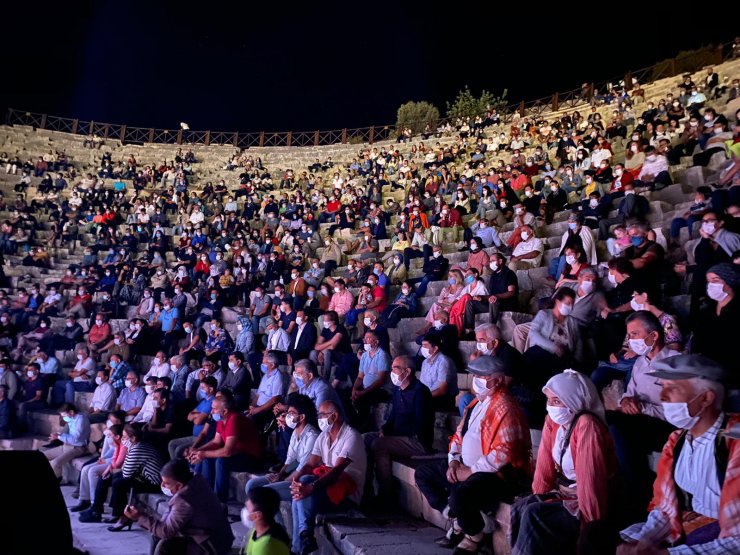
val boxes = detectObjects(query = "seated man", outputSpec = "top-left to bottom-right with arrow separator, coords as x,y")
188,393 -> 263,502
42,403 -> 91,481
168,376 -> 217,460
462,252 -> 519,332
124,459 -> 234,555
619,354 -> 740,554
0,384 -> 18,438
289,400 -> 366,555
364,355 -> 433,503
415,357 -> 531,553
115,370 -> 147,422
310,310 -> 352,380
351,331 -> 391,431
88,368 -> 116,423
607,311 -> 680,513
420,333 -> 459,411
507,225 -> 543,271
246,351 -> 288,432
51,346 -> 96,406
245,393 -> 320,506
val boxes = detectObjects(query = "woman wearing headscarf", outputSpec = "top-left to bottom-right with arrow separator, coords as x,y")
510,370 -> 620,555
690,262 -> 740,373
233,316 -> 255,358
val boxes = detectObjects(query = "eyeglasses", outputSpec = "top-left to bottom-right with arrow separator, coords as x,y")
317,411 -> 335,418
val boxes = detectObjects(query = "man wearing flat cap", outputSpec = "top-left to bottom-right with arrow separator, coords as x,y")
618,354 -> 740,555
415,356 -> 532,554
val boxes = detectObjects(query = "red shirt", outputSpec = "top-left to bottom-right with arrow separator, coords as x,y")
326,200 -> 341,213
216,412 -> 263,458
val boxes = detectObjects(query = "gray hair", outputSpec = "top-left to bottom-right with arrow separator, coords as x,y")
170,354 -> 184,366
294,358 -> 317,376
688,378 -> 725,410
475,323 -> 502,341
579,266 -> 598,280
265,351 -> 280,367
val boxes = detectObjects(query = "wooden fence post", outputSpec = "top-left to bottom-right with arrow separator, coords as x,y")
204,131 -> 210,146
341,129 -> 347,144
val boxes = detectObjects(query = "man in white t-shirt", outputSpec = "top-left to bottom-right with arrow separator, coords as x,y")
508,225 -> 543,270
289,400 -> 366,554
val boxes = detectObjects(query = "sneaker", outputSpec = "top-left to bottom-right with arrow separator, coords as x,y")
299,531 -> 318,555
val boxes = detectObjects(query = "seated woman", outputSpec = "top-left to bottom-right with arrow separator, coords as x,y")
552,245 -> 588,289
448,268 -> 489,335
70,420 -> 127,513
417,268 -> 465,336
79,424 -> 163,527
11,316 -> 53,362
384,252 -> 407,286
510,370 -> 621,555
521,288 -> 583,425
380,281 -> 418,328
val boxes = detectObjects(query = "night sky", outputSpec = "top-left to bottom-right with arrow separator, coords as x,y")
1,2 -> 736,133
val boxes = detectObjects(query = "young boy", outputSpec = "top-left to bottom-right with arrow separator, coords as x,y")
243,487 -> 290,555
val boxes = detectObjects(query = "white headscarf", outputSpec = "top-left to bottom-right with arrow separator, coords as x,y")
543,369 -> 605,423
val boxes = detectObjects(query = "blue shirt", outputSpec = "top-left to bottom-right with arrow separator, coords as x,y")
359,348 -> 391,389
299,377 -> 343,415
117,386 -> 147,412
193,395 -> 214,436
38,357 -> 61,376
420,352 -> 459,397
159,307 -> 180,333
60,413 -> 90,447
256,369 -> 287,406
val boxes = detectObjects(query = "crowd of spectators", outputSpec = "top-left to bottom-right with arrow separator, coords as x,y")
0,64 -> 738,555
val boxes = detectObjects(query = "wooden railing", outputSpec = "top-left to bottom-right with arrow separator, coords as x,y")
4,43 -> 733,149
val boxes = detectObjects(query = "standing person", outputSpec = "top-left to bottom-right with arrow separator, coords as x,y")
123,459 -> 234,555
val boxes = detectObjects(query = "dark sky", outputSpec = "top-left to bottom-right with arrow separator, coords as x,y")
1,3 -> 736,133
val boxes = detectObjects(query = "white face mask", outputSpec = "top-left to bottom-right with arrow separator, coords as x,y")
240,507 -> 255,529
27,371 -> 36,379
95,376 -> 104,385
433,319 -> 443,330
476,342 -> 492,355
296,316 -> 304,326
323,321 -> 332,329
630,298 -> 645,311
607,273 -> 618,285
628,337 -> 653,356
390,371 -> 406,387
580,280 -> 594,294
707,282 -> 728,302
701,221 -> 716,235
520,232 -> 529,241
420,346 -> 431,359
125,379 -> 134,388
558,303 -> 572,316
489,261 -> 499,271
145,385 -> 154,394
662,396 -> 703,429
334,286 -> 340,294
565,255 -> 576,266
547,405 -> 573,426
471,376 -> 492,398
318,416 -> 333,433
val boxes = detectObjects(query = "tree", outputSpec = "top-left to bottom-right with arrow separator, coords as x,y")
395,101 -> 440,135
446,86 -> 507,121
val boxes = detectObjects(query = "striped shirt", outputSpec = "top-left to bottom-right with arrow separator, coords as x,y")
122,442 -> 163,486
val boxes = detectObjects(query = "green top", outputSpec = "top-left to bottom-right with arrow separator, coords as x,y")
245,527 -> 291,555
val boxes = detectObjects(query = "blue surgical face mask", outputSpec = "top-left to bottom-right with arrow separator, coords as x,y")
211,412 -> 222,422
630,236 -> 644,247
465,275 -> 475,284
568,222 -> 578,230
260,363 -> 268,374
307,290 -> 314,298
62,416 -> 72,423
448,278 -> 456,285
294,375 -> 305,389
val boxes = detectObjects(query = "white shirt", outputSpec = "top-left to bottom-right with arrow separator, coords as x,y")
460,396 -> 487,467
91,381 -> 116,412
512,237 -> 544,262
674,413 -> 723,519
620,414 -> 740,555
73,357 -> 96,382
144,360 -> 171,381
131,392 -> 156,423
552,424 -> 576,482
621,348 -> 681,420
293,323 -> 308,349
266,328 -> 290,352
311,422 -> 367,504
